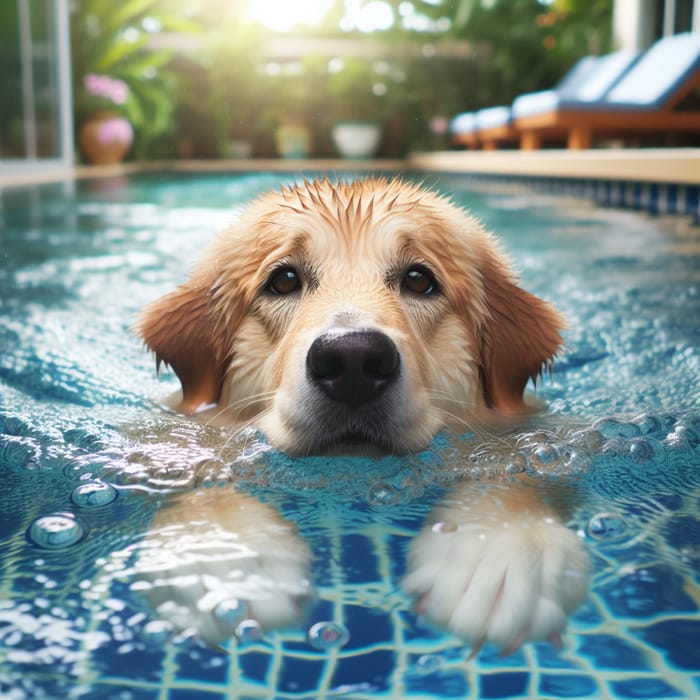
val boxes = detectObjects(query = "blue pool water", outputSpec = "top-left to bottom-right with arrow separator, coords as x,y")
1,171 -> 699,699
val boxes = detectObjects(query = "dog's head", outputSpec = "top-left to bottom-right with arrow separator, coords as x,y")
137,178 -> 564,455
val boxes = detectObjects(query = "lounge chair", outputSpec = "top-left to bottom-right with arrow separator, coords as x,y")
473,55 -> 607,149
514,32 -> 700,149
449,112 -> 479,148
475,50 -> 639,149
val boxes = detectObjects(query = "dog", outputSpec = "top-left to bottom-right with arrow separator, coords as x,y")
134,177 -> 589,653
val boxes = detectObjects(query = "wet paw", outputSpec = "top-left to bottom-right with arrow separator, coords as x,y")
134,489 -> 313,646
404,512 -> 589,654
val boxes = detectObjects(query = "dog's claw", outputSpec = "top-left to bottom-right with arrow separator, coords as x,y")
467,636 -> 486,660
500,627 -> 528,657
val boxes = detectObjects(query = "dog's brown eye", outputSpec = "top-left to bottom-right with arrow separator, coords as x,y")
403,266 -> 438,296
267,267 -> 301,295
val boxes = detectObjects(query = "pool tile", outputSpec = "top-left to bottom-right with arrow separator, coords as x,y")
539,673 -> 599,697
330,649 -> 395,693
577,634 -> 650,671
405,669 -> 470,697
598,565 -> 696,618
639,619 -> 700,670
608,677 -> 685,698
168,689 -> 226,700
479,671 -> 530,698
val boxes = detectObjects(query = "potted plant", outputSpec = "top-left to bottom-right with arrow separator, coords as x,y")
327,58 -> 386,159
70,0 -> 199,162
76,73 -> 134,165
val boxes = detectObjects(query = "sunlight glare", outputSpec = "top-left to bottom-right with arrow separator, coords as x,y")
341,0 -> 395,32
249,0 -> 335,32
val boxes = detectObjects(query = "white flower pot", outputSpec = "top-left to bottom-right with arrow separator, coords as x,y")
331,122 -> 382,159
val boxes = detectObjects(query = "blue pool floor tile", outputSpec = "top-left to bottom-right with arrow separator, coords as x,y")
479,671 -> 530,698
609,677 -> 686,698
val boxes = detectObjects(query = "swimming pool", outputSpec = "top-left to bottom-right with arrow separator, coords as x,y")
1,170 -> 699,699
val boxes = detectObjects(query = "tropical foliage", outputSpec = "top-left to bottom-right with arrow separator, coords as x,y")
70,0 -> 199,156
69,0 -> 614,158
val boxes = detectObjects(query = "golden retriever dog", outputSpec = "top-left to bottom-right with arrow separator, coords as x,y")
134,178 -> 589,654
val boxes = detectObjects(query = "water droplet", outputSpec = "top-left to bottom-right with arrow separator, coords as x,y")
366,482 -> 400,507
71,480 -> 118,507
307,621 -> 350,650
235,619 -> 264,645
214,598 -> 246,631
432,521 -> 457,534
592,418 -> 641,439
587,513 -> 626,541
28,513 -> 85,549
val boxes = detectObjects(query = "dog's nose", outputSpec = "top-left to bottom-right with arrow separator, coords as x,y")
306,330 -> 400,407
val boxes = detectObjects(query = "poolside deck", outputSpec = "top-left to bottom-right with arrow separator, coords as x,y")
2,149 -> 698,189
409,148 -> 700,185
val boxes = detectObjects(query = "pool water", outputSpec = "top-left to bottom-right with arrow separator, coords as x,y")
1,171 -> 699,699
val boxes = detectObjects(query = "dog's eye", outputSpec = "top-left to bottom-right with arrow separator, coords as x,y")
267,267 -> 301,295
402,266 -> 438,296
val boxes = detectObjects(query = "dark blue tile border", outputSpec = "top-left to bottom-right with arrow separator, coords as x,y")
420,171 -> 700,222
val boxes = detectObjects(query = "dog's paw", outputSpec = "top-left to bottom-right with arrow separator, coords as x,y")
403,505 -> 589,655
134,489 -> 313,646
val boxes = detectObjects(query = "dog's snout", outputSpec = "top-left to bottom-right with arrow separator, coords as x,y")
307,330 -> 400,407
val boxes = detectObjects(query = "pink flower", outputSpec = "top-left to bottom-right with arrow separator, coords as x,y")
83,73 -> 129,105
429,116 -> 449,135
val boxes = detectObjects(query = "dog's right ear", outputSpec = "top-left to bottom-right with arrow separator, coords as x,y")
136,278 -> 227,413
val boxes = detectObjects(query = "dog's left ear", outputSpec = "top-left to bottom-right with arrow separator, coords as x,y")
136,278 -> 228,413
479,255 -> 565,414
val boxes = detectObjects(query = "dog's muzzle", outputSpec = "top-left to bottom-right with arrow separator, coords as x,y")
306,329 -> 400,409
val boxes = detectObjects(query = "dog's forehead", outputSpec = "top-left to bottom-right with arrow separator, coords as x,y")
248,179 -> 462,262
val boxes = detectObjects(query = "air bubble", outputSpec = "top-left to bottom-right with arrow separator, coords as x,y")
592,418 -> 641,439
28,513 -> 85,549
558,447 -> 593,475
366,482 -> 400,507
673,418 -> 700,449
307,621 -> 350,650
505,451 -> 527,474
71,480 -> 118,507
432,521 -> 457,534
632,413 -> 665,437
415,654 -> 442,674
587,513 -> 627,541
235,619 -> 264,645
569,429 -> 605,453
528,443 -> 563,472
665,428 -> 690,453
627,438 -> 666,465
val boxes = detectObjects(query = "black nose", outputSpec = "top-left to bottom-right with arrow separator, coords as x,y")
306,330 -> 400,408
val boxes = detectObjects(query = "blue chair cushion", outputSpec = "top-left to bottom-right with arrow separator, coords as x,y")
475,106 -> 511,130
450,112 -> 477,135
512,50 -> 639,118
603,32 -> 700,108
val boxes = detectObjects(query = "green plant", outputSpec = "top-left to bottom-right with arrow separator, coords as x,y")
70,0 -> 200,157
